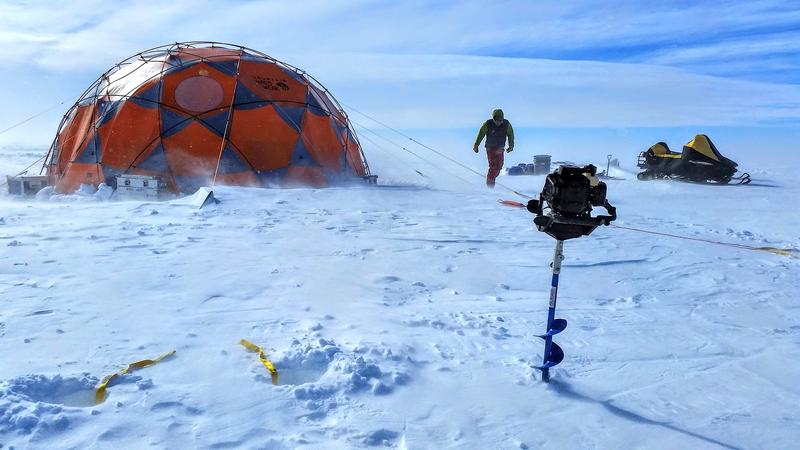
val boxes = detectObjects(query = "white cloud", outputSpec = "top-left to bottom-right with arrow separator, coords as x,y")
297,53 -> 800,128
654,34 -> 798,61
2,1 -> 798,72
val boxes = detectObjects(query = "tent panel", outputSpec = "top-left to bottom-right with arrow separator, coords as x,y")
205,59 -> 240,77
282,166 -> 326,188
305,89 -> 327,116
238,59 -> 307,104
229,105 -> 298,171
98,103 -> 161,169
161,62 -> 237,115
345,131 -> 367,176
96,98 -> 124,127
55,162 -> 104,193
160,107 -> 193,137
214,171 -> 260,187
74,131 -> 101,163
104,59 -> 167,100
197,109 -> 232,138
279,66 -> 308,85
290,139 -> 318,167
273,103 -> 305,131
129,80 -> 162,109
300,111 -> 346,170
56,104 -> 96,170
217,144 -> 250,174
233,81 -> 268,108
162,121 -> 228,177
133,140 -> 170,173
310,84 -> 344,121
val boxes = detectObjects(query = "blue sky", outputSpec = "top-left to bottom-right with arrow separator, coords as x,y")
0,0 -> 798,157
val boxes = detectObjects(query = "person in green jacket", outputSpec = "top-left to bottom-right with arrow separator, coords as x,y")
473,108 -> 514,188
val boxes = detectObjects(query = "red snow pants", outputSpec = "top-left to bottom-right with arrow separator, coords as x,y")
485,147 -> 505,187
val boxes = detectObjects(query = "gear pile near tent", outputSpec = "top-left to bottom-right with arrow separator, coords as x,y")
637,134 -> 750,184
44,42 -> 373,194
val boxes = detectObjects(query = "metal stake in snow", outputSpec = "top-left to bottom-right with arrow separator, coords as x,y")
524,165 -> 617,382
535,239 -> 567,382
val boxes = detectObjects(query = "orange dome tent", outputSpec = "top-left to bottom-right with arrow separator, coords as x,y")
45,42 -> 372,194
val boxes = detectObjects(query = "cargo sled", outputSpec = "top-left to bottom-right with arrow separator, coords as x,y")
637,135 -> 750,184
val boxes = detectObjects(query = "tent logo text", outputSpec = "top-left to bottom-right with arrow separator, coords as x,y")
253,76 -> 290,91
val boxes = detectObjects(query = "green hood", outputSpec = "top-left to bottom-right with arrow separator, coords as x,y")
492,109 -> 504,120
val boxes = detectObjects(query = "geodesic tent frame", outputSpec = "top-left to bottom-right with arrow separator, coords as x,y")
44,41 -> 372,193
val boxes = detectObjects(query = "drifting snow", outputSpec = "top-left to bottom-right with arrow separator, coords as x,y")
0,148 -> 798,448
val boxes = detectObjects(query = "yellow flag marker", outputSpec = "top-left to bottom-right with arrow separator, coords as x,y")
755,247 -> 796,257
95,350 -> 176,404
240,339 -> 279,385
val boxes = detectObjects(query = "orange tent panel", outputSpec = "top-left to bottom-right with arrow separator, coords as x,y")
345,132 -> 367,177
283,166 -> 326,188
56,104 -> 95,169
229,104 -> 299,171
55,162 -> 104,193
162,122 -> 226,177
97,103 -> 160,169
237,59 -> 307,105
301,111 -> 345,170
161,63 -> 237,115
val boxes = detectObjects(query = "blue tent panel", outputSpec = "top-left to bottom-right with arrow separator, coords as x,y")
234,81 -> 268,109
273,104 -> 305,131
290,138 -> 319,167
163,58 -> 202,76
200,110 -> 231,137
96,99 -> 123,127
216,144 -> 250,174
305,90 -> 327,116
130,81 -> 161,109
136,142 -> 169,172
75,133 -> 101,163
160,107 -> 191,137
332,119 -> 348,144
207,59 -> 239,77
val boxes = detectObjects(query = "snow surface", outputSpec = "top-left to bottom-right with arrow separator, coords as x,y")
1,146 -> 799,449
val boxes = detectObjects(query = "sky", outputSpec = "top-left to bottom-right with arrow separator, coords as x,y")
0,0 -> 798,162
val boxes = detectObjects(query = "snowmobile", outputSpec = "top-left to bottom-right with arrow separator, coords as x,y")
507,163 -> 536,175
637,134 -> 750,184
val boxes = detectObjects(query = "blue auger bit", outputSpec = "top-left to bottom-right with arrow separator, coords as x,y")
534,318 -> 567,371
537,318 -> 567,338
534,341 -> 564,370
